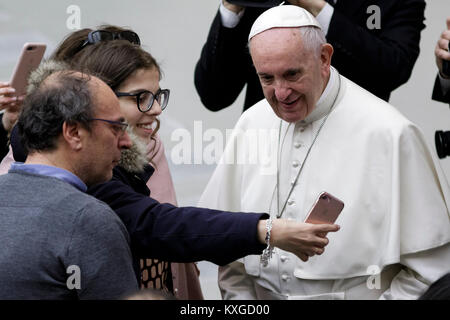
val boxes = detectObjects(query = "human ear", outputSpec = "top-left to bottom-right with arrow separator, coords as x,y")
62,121 -> 83,151
320,43 -> 334,76
320,43 -> 333,68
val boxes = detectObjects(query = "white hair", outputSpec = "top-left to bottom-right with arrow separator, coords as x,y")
297,26 -> 327,57
248,26 -> 326,57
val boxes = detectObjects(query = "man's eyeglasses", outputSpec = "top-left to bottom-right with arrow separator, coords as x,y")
89,118 -> 128,135
115,89 -> 170,113
79,30 -> 141,51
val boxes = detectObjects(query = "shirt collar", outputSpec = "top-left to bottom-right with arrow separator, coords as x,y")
9,162 -> 87,192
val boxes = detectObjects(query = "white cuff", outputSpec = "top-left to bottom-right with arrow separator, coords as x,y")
219,1 -> 245,28
438,72 -> 450,96
315,3 -> 334,36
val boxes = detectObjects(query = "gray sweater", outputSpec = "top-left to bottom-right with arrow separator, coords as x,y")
0,170 -> 138,299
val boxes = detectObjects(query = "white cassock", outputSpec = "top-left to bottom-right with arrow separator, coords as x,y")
198,67 -> 450,300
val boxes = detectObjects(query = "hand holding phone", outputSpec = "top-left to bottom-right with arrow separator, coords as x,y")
304,191 -> 344,225
9,43 -> 46,97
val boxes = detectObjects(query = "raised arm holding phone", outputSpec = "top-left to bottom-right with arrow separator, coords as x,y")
0,83 -> 24,159
433,17 -> 450,104
1,43 -> 45,160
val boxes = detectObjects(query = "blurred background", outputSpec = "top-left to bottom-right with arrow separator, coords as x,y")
1,0 -> 449,299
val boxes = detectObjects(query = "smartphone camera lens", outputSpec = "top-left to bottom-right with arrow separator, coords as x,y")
27,46 -> 34,51
321,194 -> 331,203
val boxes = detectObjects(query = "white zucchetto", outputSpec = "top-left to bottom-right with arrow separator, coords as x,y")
248,5 -> 322,40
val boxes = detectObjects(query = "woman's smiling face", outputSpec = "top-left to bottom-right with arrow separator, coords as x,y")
115,67 -> 162,141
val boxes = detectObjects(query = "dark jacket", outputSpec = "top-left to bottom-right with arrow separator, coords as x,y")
0,114 -> 9,160
432,75 -> 450,105
87,165 -> 267,281
195,0 -> 426,111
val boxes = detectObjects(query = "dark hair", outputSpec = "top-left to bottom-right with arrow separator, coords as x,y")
52,25 -> 161,90
18,72 -> 94,152
51,28 -> 92,62
71,40 -> 160,91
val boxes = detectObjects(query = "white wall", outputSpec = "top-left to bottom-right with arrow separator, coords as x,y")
1,0 -> 449,299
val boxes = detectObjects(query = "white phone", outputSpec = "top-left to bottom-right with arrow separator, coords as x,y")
9,43 -> 46,96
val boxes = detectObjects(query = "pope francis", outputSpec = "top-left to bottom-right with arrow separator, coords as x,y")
199,5 -> 450,300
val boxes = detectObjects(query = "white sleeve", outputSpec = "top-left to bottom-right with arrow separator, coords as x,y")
219,1 -> 245,28
379,242 -> 450,300
218,261 -> 258,300
315,3 -> 334,36
438,73 -> 450,96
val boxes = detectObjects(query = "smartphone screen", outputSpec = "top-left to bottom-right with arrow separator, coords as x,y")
304,191 -> 344,225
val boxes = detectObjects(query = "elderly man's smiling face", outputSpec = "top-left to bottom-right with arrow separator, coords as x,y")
250,27 -> 333,123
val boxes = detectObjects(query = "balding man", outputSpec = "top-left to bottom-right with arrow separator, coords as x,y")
200,6 -> 450,300
0,63 -> 137,299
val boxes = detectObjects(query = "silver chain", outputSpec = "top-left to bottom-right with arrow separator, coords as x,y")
276,76 -> 341,218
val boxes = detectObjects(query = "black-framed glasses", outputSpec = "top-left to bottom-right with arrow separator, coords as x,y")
89,118 -> 128,135
79,30 -> 141,50
115,89 -> 170,113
